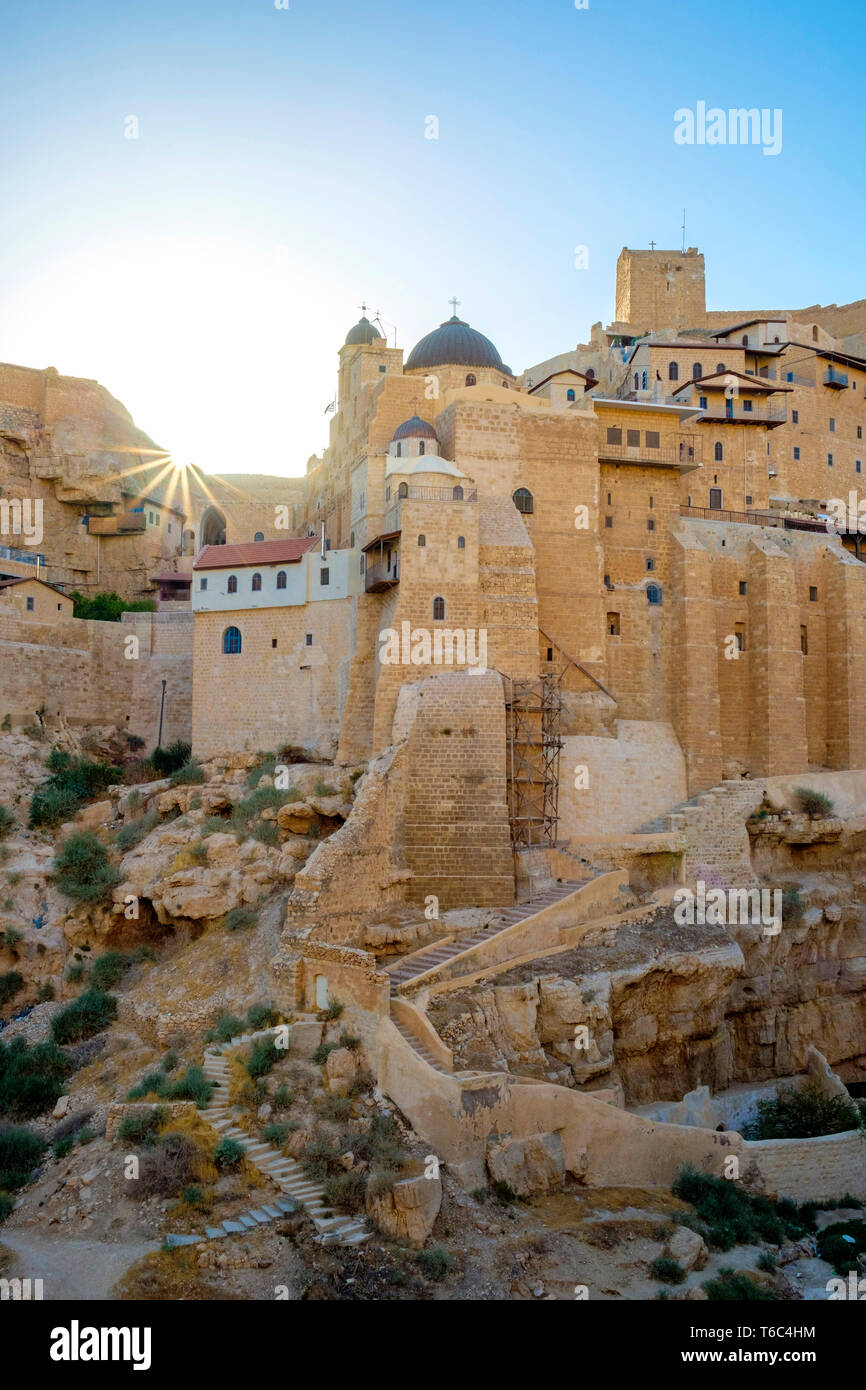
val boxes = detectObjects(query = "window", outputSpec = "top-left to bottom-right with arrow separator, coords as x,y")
199,577 -> 208,591
359,492 -> 366,510
465,373 -> 476,386
395,442 -> 402,458
350,531 -> 355,547
739,580 -> 747,595
634,373 -> 640,391
419,441 -> 425,456
603,573 -> 611,589
793,447 -> 800,460
607,612 -> 620,636
709,487 -> 722,509
693,363 -> 702,380
223,626 -> 242,654
452,485 -> 464,500
646,557 -> 655,571
252,572 -> 262,592
809,586 -> 818,602
812,326 -> 819,342
566,388 -> 576,402
502,380 -> 509,389
513,487 -> 534,514
57,603 -> 62,610
457,535 -> 465,549
306,633 -> 313,646
716,363 -> 725,373
646,584 -> 662,605
605,515 -> 613,528
585,368 -> 595,380
254,532 -> 264,542
378,364 -> 386,373
714,442 -> 724,462
649,495 -> 654,508
668,362 -> 679,381
743,400 -> 753,412
828,453 -> 834,467
786,372 -> 794,382
645,430 -> 660,448
647,518 -> 655,531
800,626 -> 808,655
858,426 -> 863,440
227,575 -> 238,594
699,396 -> 708,410
858,461 -> 862,474
641,370 -> 648,390
746,495 -> 753,506
742,335 -> 749,346
320,568 -> 329,585
276,571 -> 287,590
25,595 -> 34,611
792,410 -> 799,424
830,418 -> 836,432
606,427 -> 622,446
418,534 -> 426,547
433,596 -> 445,620
607,492 -> 611,505
735,630 -> 745,652
398,482 -> 408,499
627,429 -> 640,448
271,638 -> 277,648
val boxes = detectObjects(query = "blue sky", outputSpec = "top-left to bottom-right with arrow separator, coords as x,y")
0,0 -> 862,476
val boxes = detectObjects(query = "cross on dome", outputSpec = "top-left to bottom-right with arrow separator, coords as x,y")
449,296 -> 461,319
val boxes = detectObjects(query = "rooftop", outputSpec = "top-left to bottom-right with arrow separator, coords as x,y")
194,537 -> 318,571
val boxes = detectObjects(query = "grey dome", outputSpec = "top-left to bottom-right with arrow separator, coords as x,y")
392,415 -> 438,442
405,315 -> 505,372
344,315 -> 381,346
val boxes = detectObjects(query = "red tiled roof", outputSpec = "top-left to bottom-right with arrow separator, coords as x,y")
193,537 -> 318,571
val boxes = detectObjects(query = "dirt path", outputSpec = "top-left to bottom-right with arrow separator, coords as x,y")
0,1231 -> 159,1300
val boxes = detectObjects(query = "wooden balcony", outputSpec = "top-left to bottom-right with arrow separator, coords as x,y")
364,560 -> 399,593
824,369 -> 849,390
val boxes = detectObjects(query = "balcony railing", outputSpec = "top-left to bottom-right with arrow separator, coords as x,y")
0,544 -> 47,568
824,368 -> 849,389
680,505 -> 828,533
695,404 -> 787,425
393,485 -> 477,503
364,560 -> 399,594
599,441 -> 702,469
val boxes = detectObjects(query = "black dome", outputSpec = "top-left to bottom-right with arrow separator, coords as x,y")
344,315 -> 382,346
392,415 -> 437,442
405,315 -> 505,372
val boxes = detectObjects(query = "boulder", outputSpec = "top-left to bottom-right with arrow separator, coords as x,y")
276,801 -> 317,833
366,1172 -> 441,1247
290,1021 -> 324,1057
664,1224 -> 708,1271
486,1131 -> 565,1196
73,800 -> 114,832
325,1046 -> 358,1095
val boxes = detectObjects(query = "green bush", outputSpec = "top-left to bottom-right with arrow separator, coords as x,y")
246,1038 -> 280,1079
65,962 -> 84,984
757,1251 -> 777,1272
0,971 -> 24,1007
70,591 -> 155,622
51,988 -> 117,1044
116,810 -> 159,853
0,1124 -> 45,1188
28,783 -> 81,829
212,1014 -> 244,1043
272,1085 -> 293,1112
651,1256 -> 686,1285
151,741 -> 192,775
702,1268 -> 775,1301
312,779 -> 338,797
742,1083 -> 862,1140
0,1038 -> 73,1119
300,1137 -> 343,1183
224,907 -> 257,932
53,1135 -> 73,1160
213,1138 -> 244,1171
321,1094 -> 351,1123
182,1184 -> 208,1211
263,1123 -> 288,1146
323,1170 -> 367,1213
246,756 -> 277,788
230,785 -> 301,839
817,1220 -> 866,1275
169,759 -> 205,786
794,787 -> 835,818
312,1041 -> 338,1066
247,1002 -> 277,1030
127,1071 -> 168,1100
201,815 -> 230,836
416,1246 -> 454,1282
0,806 -> 15,840
128,1065 -> 211,1108
116,1108 -> 167,1147
53,833 -> 121,904
253,820 -> 278,846
36,984 -> 55,1003
338,1031 -> 361,1051
672,1166 -> 815,1251
1,928 -> 23,950
30,752 -> 120,828
322,998 -> 344,1020
90,951 -> 135,991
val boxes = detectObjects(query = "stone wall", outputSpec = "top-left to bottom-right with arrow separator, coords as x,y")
558,720 -> 687,839
747,1130 -> 866,1203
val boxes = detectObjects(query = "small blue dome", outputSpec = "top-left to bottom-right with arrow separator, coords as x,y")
392,415 -> 438,442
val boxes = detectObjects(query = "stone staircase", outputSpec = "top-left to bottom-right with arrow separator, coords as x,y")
391,1017 -> 447,1073
634,792 -> 708,835
181,1027 -> 370,1248
387,881 -> 585,993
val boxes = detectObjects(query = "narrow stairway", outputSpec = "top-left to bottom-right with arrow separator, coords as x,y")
172,1027 -> 369,1248
391,1017 -> 446,1073
387,880 -> 586,992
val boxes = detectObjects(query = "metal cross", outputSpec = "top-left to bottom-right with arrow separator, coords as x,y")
449,296 -> 461,318
649,241 -> 656,251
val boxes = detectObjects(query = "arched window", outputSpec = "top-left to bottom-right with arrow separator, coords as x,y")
566,388 -> 576,401
513,487 -> 534,514
714,442 -> 724,462
396,442 -> 402,458
254,531 -> 264,542
693,363 -> 702,380
251,573 -> 262,592
227,574 -> 238,594
502,380 -> 509,389
668,361 -> 679,381
452,485 -> 464,500
223,626 -> 242,654
200,505 -> 227,547
457,536 -> 466,549
418,534 -> 426,547
646,584 -> 662,606
634,373 -> 640,391
742,335 -> 749,346
465,373 -> 476,386
641,370 -> 648,390
398,481 -> 408,499
433,596 -> 445,620
585,367 -> 595,380
276,571 -> 287,590
812,326 -> 819,342
419,440 -> 425,456
716,362 -> 725,373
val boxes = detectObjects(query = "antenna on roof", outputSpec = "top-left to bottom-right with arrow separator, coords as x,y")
373,310 -> 397,349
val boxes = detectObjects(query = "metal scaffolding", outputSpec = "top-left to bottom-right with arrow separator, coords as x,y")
503,672 -> 563,847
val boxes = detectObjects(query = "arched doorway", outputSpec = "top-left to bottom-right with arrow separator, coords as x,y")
200,506 -> 227,547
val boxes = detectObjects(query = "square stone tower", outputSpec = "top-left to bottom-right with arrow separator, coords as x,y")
615,247 -> 706,334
